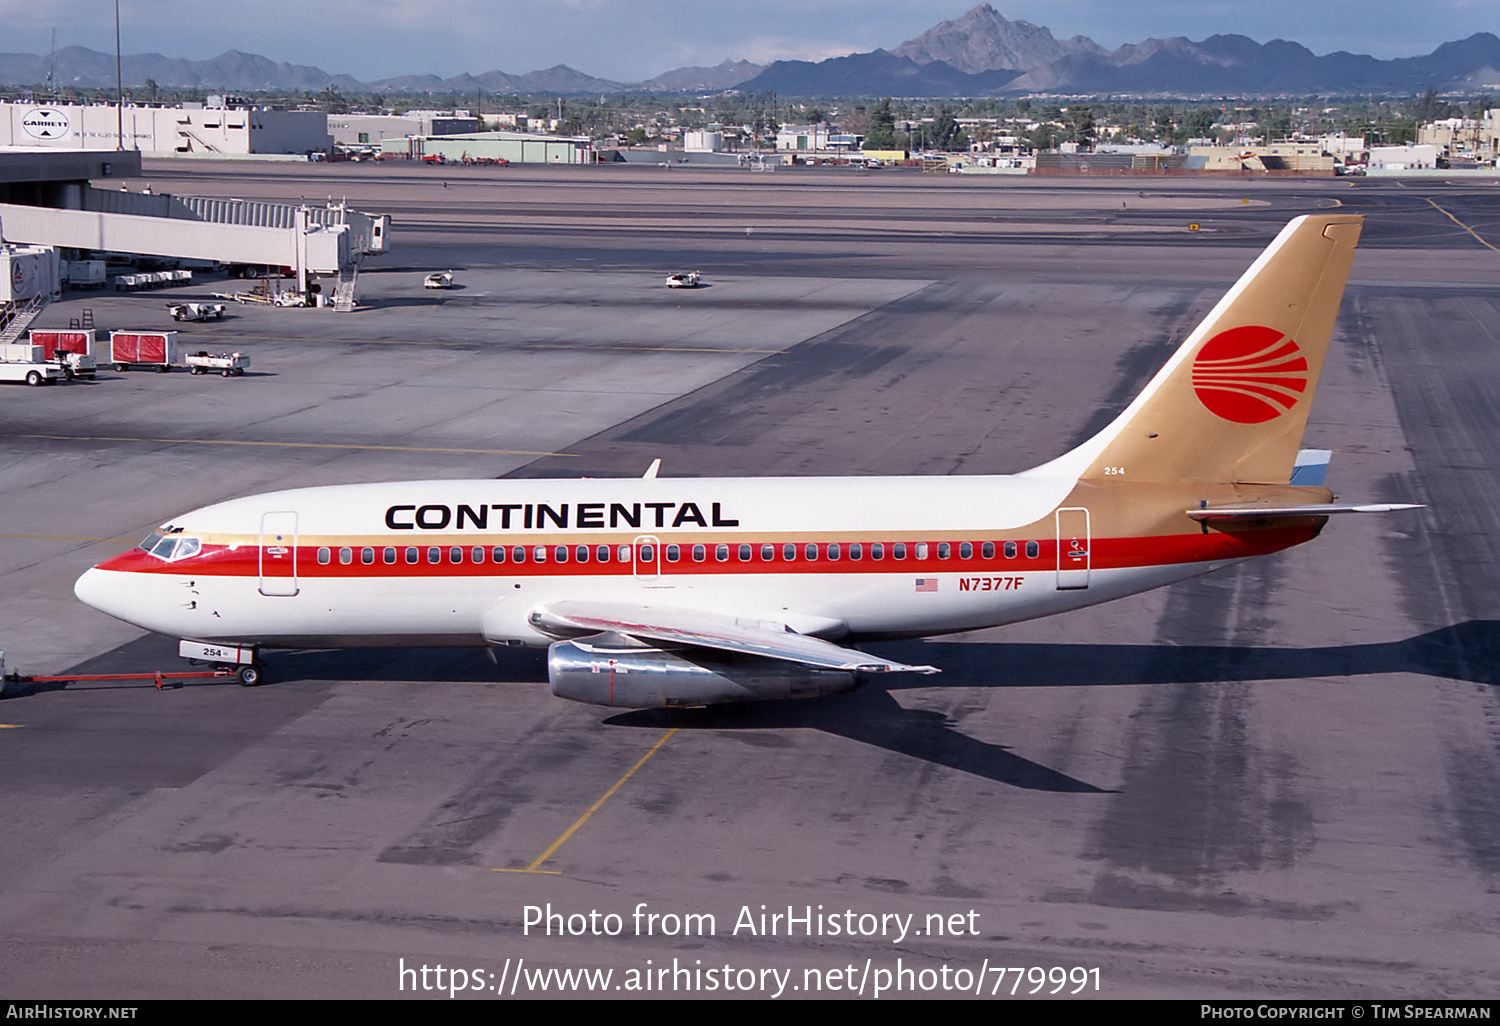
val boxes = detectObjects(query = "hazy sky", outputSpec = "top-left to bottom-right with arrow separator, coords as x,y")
1,1 -> 1495,82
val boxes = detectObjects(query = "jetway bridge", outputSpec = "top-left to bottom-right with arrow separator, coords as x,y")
0,152 -> 389,312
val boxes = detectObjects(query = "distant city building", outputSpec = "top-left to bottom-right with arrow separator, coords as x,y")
0,101 -> 330,156
1368,144 -> 1440,170
1417,112 -> 1498,163
776,124 -> 831,152
380,130 -> 594,164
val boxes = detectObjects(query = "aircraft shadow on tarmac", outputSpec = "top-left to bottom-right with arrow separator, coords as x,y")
19,621 -> 1499,794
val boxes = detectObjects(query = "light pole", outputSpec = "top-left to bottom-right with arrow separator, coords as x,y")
114,0 -> 123,150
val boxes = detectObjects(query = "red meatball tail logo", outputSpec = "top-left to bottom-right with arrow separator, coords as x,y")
1191,325 -> 1308,424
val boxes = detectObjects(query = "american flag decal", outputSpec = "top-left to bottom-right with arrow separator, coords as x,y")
915,578 -> 938,592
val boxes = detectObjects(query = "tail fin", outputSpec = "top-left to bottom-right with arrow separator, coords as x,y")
1028,214 -> 1363,485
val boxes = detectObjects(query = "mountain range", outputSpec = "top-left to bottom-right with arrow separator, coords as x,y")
1,6 -> 1496,98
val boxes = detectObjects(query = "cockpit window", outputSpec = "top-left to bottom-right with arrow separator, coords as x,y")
143,535 -> 201,561
138,531 -> 164,553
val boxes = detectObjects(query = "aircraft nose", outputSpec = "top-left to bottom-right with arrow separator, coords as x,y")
74,566 -> 124,618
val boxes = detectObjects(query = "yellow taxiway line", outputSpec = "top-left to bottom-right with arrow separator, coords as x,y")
494,726 -> 680,875
1424,197 -> 1500,254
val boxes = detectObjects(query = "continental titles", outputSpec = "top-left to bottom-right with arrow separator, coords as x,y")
384,501 -> 739,532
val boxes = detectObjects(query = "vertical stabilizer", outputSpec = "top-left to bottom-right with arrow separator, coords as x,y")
1028,214 -> 1363,485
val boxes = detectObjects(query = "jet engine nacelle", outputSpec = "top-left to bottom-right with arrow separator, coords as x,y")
547,640 -> 858,708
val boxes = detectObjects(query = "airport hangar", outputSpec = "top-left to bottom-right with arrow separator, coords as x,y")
0,157 -> 1497,999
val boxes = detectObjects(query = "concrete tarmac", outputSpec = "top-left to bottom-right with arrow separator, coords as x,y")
0,164 -> 1496,999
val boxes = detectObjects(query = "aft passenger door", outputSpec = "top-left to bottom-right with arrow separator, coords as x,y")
1055,507 -> 1090,590
259,510 -> 299,596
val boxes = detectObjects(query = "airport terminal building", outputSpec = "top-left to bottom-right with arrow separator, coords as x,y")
0,101 -> 332,157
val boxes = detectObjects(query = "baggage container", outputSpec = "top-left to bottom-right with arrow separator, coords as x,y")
29,329 -> 96,359
105,330 -> 177,371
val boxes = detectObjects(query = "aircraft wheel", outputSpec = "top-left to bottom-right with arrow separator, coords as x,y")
237,664 -> 261,687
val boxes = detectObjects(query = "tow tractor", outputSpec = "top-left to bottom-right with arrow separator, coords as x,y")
666,270 -> 702,288
185,350 -> 250,376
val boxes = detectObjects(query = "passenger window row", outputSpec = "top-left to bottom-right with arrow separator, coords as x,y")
312,539 -> 1043,567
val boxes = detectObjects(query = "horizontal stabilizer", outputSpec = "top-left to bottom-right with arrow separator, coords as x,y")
1188,502 -> 1422,523
529,600 -> 939,674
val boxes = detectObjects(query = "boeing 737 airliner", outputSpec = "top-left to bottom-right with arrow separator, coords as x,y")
74,214 -> 1416,706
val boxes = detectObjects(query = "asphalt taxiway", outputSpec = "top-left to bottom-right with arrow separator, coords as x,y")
0,163 -> 1497,998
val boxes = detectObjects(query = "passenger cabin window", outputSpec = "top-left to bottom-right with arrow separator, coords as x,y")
805,544 -> 818,561
554,545 -> 567,563
871,543 -> 885,560
783,544 -> 796,561
960,542 -> 973,559
937,543 -> 950,559
692,544 -> 706,562
450,546 -> 464,564
761,544 -> 774,561
384,547 -> 397,564
473,547 -> 486,564
361,547 -> 374,564
715,544 -> 729,562
981,542 -> 994,559
512,546 -> 526,563
1026,541 -> 1039,558
738,544 -> 751,561
597,546 -> 610,563
427,547 -> 440,564
1004,542 -> 1017,559
340,547 -> 353,565
534,546 -> 547,563
828,543 -> 840,561
318,547 -> 331,564
893,543 -> 906,560
916,543 -> 929,560
575,545 -> 588,563
665,545 -> 680,562
492,546 -> 506,563
850,543 -> 862,560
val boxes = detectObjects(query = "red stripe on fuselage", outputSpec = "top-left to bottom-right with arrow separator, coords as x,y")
93,526 -> 1318,580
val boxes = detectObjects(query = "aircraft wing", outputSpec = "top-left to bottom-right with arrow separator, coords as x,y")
528,600 -> 939,674
1188,502 -> 1422,523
